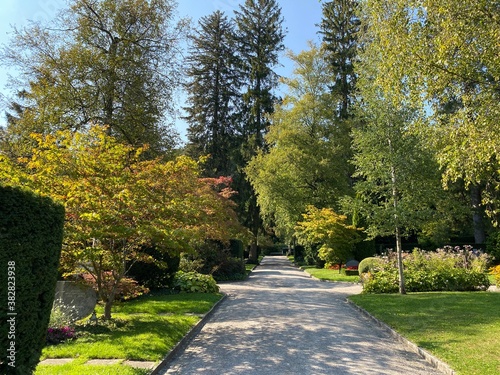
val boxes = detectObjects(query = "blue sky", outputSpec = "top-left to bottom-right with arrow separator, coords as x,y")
0,0 -> 323,140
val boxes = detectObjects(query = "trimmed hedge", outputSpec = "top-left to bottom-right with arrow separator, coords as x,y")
185,240 -> 246,281
0,186 -> 64,374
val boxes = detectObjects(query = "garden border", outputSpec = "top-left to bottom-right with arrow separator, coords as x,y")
346,299 -> 456,375
150,293 -> 228,375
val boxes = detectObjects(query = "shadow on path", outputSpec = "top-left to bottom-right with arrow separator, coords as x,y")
161,256 -> 444,375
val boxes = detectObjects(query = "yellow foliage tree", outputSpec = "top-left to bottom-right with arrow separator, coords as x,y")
0,125 -> 247,319
295,206 -> 361,270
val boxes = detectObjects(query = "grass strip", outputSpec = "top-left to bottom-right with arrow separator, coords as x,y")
36,291 -> 223,374
36,358 -> 149,375
349,292 -> 500,375
302,266 -> 360,283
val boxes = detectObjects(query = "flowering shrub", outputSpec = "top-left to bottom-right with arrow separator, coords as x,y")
47,303 -> 77,345
46,326 -> 76,345
362,246 -> 491,293
49,303 -> 73,327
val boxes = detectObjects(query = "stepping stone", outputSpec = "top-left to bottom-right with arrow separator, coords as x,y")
85,359 -> 122,365
38,358 -> 74,365
123,360 -> 157,369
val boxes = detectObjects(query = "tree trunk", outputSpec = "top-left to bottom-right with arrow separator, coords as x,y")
104,297 -> 113,320
395,226 -> 406,294
470,184 -> 486,244
389,148 -> 406,295
248,240 -> 258,264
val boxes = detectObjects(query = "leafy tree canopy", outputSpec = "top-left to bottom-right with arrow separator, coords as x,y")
246,43 -> 352,241
0,0 -> 188,157
295,205 -> 361,266
0,125 -> 247,318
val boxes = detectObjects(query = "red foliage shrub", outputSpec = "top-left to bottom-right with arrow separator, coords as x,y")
80,272 -> 149,301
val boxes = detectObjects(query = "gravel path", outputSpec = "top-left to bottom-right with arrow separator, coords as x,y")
160,256 -> 444,375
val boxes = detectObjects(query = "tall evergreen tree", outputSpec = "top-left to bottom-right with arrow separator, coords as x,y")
319,0 -> 360,120
184,11 -> 241,177
233,0 -> 286,261
316,0 -> 361,198
0,0 -> 187,157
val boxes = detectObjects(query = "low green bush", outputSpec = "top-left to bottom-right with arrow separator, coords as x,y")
362,270 -> 399,293
211,257 -> 246,281
174,271 -> 219,293
127,245 -> 180,289
183,240 -> 246,280
362,246 -> 491,293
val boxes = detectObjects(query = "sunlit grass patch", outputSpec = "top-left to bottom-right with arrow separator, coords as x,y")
349,292 -> 500,375
302,266 -> 360,283
36,291 -> 223,374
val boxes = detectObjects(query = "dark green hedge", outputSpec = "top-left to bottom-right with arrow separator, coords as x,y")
0,186 -> 64,374
128,245 -> 180,289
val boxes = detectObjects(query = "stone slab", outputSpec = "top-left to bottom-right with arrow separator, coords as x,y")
123,360 -> 157,369
38,358 -> 74,365
85,359 -> 122,365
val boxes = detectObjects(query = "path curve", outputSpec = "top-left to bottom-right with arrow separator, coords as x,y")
160,256 -> 444,375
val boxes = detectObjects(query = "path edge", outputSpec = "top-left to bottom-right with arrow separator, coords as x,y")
150,293 -> 227,375
346,299 -> 456,375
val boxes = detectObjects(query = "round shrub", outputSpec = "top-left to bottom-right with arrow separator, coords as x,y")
358,257 -> 384,274
174,271 -> 219,293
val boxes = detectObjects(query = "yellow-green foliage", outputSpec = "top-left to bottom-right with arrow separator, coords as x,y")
490,265 -> 500,287
295,205 -> 362,264
0,125 -> 245,319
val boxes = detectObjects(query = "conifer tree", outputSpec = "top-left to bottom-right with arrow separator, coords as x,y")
233,0 -> 286,262
184,10 -> 241,177
319,0 -> 360,119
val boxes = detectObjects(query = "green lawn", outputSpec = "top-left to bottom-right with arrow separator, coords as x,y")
36,359 -> 149,375
36,291 -> 223,374
302,266 -> 360,283
349,292 -> 500,375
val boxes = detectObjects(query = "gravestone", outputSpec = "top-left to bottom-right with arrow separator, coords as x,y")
54,281 -> 97,321
345,259 -> 359,268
